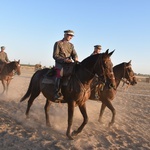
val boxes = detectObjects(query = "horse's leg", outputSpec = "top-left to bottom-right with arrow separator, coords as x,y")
1,80 -> 6,94
6,80 -> 11,94
98,102 -> 106,123
66,101 -> 75,140
26,90 -> 40,118
44,99 -> 52,127
104,99 -> 116,127
72,103 -> 88,137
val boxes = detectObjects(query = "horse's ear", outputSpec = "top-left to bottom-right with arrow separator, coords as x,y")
128,60 -> 132,64
108,49 -> 115,57
105,49 -> 109,54
18,60 -> 20,63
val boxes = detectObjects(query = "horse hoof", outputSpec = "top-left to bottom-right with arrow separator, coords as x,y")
71,130 -> 78,136
26,116 -> 30,119
67,135 -> 74,140
98,119 -> 103,124
108,122 -> 114,127
46,123 -> 51,127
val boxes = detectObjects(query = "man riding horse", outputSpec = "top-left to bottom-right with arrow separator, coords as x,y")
0,46 -> 10,73
53,30 -> 78,100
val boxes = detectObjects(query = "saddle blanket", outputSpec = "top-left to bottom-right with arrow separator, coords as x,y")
42,77 -> 54,84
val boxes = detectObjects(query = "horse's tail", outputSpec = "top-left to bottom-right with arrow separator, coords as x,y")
20,79 -> 33,102
20,68 -> 51,102
20,71 -> 38,102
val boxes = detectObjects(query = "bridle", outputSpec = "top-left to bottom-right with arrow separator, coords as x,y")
122,63 -> 137,86
122,63 -> 136,86
82,54 -> 115,89
92,54 -> 109,83
73,55 -> 113,101
80,54 -> 108,84
95,55 -> 116,89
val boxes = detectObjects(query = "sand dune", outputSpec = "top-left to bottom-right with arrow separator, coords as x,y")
0,70 -> 150,150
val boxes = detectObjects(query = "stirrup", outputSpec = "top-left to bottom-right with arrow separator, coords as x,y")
54,92 -> 62,100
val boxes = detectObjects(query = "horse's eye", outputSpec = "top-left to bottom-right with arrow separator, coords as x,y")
128,68 -> 132,72
104,64 -> 108,69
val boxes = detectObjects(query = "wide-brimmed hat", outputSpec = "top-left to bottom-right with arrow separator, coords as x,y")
64,30 -> 74,36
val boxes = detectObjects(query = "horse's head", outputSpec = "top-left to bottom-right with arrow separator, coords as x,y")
123,60 -> 137,85
12,60 -> 21,75
94,49 -> 116,89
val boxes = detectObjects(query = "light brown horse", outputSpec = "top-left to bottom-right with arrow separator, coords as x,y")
89,60 -> 137,126
20,50 -> 116,140
0,60 -> 21,94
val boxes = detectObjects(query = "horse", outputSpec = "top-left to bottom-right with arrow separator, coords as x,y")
20,49 -> 116,140
0,60 -> 21,94
89,60 -> 137,127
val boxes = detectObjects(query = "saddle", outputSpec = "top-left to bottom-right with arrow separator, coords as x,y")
42,63 -> 76,85
42,67 -> 56,84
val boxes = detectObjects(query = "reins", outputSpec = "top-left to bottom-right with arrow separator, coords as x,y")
81,54 -> 107,85
77,54 -> 116,92
93,54 -> 107,82
73,54 -> 107,95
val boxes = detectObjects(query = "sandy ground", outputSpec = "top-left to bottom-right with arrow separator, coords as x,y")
0,70 -> 150,150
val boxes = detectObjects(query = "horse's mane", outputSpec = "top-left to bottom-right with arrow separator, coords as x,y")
81,53 -> 103,67
7,61 -> 18,68
113,62 -> 125,70
113,62 -> 131,71
113,62 -> 128,80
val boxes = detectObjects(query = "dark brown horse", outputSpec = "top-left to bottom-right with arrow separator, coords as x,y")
20,49 -> 116,140
89,60 -> 137,127
0,60 -> 21,94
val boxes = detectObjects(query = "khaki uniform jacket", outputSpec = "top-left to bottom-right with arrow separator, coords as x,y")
53,39 -> 78,69
0,52 -> 9,64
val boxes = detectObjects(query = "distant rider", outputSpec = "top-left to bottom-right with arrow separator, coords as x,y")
0,46 -> 10,73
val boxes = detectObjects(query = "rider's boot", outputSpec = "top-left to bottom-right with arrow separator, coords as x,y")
54,78 -> 62,100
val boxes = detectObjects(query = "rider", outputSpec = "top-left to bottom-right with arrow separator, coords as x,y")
53,30 -> 78,100
0,46 -> 10,73
90,45 -> 104,99
91,45 -> 102,55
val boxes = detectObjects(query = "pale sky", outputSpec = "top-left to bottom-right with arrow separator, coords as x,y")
0,0 -> 150,74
